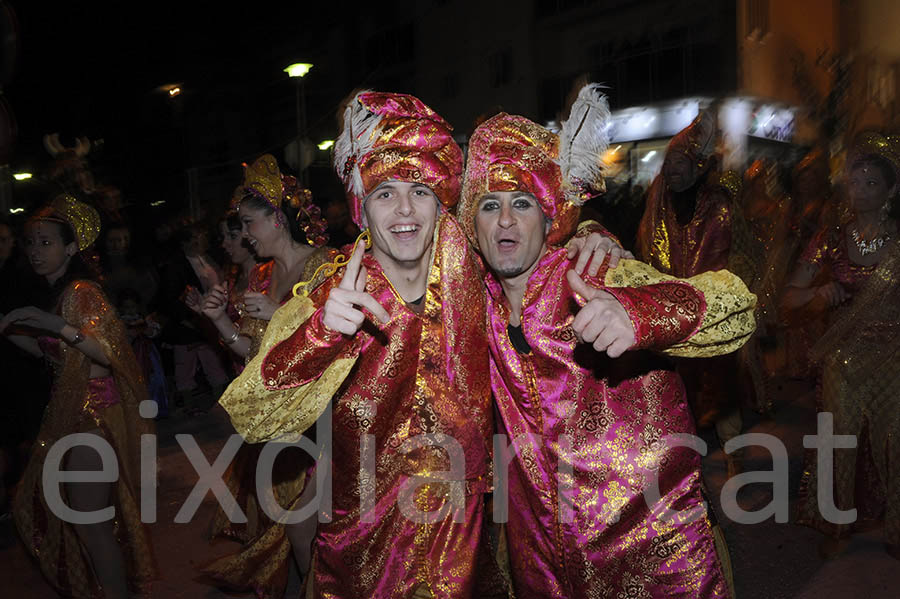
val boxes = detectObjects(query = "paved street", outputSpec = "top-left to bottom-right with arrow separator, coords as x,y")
3,376 -> 898,598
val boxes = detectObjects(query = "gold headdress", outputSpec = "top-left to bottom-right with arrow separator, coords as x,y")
849,132 -> 900,180
48,194 -> 101,251
232,154 -> 283,211
232,154 -> 329,247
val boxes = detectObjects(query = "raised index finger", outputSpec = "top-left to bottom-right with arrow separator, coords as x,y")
339,239 -> 366,291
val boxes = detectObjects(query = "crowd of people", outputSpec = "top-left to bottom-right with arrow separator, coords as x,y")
0,82 -> 896,599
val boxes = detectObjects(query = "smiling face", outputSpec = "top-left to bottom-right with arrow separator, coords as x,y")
219,221 -> 252,263
662,151 -> 699,193
362,181 -> 440,269
24,219 -> 77,284
474,191 -> 548,280
238,201 -> 282,258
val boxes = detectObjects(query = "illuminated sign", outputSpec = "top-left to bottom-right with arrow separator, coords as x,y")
608,97 -> 795,144
747,105 -> 795,142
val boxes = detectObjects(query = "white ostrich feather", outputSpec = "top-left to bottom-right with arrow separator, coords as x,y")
558,83 -> 611,205
332,90 -> 382,197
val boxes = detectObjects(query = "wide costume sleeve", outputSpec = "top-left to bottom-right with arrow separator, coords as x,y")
599,259 -> 757,358
575,219 -> 623,249
218,279 -> 358,444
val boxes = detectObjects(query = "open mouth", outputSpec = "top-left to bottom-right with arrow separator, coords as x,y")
389,224 -> 419,241
496,237 -> 519,252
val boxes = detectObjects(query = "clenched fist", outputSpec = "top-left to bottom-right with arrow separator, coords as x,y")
566,270 -> 635,358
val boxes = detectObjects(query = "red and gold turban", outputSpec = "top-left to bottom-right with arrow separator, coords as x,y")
333,91 -> 463,228
459,83 -> 610,247
666,109 -> 717,168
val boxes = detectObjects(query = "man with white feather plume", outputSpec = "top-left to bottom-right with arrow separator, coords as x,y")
457,83 -> 756,598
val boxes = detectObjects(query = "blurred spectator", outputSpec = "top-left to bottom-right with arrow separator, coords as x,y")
118,288 -> 169,419
0,219 -> 50,517
636,111 -> 751,476
156,221 -> 230,416
324,195 -> 357,248
99,222 -> 158,313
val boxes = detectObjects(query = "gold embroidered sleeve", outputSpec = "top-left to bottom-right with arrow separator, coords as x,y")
238,315 -> 268,361
603,259 -> 757,358
218,293 -> 357,443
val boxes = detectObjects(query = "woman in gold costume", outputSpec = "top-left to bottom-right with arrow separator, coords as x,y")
784,133 -> 900,560
1,195 -> 156,598
197,155 -> 333,599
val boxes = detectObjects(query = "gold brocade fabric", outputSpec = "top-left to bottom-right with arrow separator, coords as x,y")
797,242 -> 900,544
292,245 -> 337,299
222,215 -> 500,598
604,259 -> 758,358
239,247 -> 335,363
13,281 -> 157,598
219,291 -> 356,444
636,171 -> 735,279
205,246 -> 337,599
636,170 -> 755,423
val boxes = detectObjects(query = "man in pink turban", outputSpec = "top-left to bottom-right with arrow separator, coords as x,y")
459,84 -> 757,598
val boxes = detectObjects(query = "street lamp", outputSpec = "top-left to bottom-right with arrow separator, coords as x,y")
284,63 -> 313,78
157,83 -> 184,99
12,172 -> 31,180
317,140 -> 334,151
285,63 -> 313,184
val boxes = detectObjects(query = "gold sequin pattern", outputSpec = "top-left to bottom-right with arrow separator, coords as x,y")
49,194 -> 102,250
13,280 -> 157,596
604,259 -> 757,358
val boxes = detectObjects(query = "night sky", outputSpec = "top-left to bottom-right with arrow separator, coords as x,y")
5,1 -> 321,204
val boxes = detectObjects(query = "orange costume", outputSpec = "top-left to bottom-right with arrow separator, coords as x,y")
14,196 -> 157,598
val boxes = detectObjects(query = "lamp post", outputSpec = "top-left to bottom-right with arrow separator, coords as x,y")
284,63 -> 313,185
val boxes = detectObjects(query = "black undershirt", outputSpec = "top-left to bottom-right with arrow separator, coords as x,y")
406,294 -> 425,315
507,324 -> 532,355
